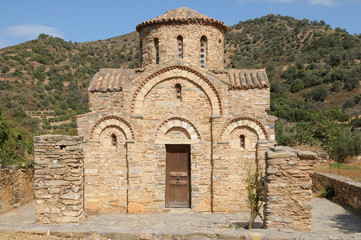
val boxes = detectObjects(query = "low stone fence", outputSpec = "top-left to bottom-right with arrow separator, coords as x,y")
34,135 -> 84,224
263,146 -> 317,232
313,172 -> 361,214
0,167 -> 34,214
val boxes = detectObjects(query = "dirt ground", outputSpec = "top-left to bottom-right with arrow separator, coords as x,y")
0,231 -> 108,240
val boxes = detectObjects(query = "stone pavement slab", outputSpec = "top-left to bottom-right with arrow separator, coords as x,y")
0,198 -> 360,239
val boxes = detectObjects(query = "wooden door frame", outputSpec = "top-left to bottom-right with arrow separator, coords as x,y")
165,144 -> 191,208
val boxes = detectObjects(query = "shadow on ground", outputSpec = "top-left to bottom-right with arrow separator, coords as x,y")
328,201 -> 361,234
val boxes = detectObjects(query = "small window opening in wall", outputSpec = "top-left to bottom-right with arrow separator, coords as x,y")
111,134 -> 117,148
154,38 -> 160,64
177,36 -> 183,59
60,145 -> 66,150
240,135 -> 245,148
200,36 -> 207,68
175,83 -> 182,100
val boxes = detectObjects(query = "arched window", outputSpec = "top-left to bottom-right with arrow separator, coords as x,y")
111,134 -> 117,148
175,83 -> 182,100
200,36 -> 207,68
177,36 -> 183,59
154,38 -> 160,64
240,135 -> 245,148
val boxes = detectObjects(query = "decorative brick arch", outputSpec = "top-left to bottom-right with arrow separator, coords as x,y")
131,65 -> 222,116
156,117 -> 201,140
90,116 -> 135,140
221,117 -> 269,140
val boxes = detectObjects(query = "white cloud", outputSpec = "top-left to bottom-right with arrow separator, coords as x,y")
0,24 -> 64,49
2,24 -> 64,39
308,0 -> 337,6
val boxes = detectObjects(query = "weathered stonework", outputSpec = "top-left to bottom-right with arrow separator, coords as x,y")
313,172 -> 361,214
35,7 -> 278,220
34,135 -> 84,224
75,7 -> 277,214
0,167 -> 34,214
263,146 -> 317,232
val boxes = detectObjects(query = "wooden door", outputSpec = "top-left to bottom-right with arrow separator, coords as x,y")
165,145 -> 190,208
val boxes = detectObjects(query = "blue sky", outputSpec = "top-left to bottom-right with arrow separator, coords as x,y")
0,0 -> 360,49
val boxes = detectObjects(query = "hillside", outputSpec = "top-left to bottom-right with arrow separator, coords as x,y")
0,31 -> 139,135
0,14 -> 360,166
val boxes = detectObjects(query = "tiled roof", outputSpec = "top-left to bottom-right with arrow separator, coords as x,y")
226,69 -> 269,89
88,68 -> 269,92
88,69 -> 138,92
136,7 -> 227,32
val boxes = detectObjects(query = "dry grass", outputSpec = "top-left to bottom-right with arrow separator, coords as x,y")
314,160 -> 361,182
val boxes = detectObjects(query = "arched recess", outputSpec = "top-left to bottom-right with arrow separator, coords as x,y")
220,117 -> 269,141
156,117 -> 201,140
90,116 -> 135,140
131,65 -> 222,116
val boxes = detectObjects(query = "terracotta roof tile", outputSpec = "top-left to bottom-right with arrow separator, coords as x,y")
88,69 -> 138,92
136,7 -> 227,32
225,69 -> 269,89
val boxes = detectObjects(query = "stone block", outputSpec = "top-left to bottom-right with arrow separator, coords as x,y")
128,203 -> 143,213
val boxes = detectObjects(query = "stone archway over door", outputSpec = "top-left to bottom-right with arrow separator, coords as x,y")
165,144 -> 191,208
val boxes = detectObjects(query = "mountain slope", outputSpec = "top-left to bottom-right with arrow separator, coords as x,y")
0,14 -> 360,135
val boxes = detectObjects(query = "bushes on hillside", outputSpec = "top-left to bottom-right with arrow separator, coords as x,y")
0,107 -> 33,167
275,115 -> 361,163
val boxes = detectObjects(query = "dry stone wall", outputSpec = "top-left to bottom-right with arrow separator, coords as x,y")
34,135 -> 84,224
264,146 -> 317,232
313,172 -> 361,214
0,167 -> 34,214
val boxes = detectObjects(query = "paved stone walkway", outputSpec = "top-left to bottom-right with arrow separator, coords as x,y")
0,198 -> 360,239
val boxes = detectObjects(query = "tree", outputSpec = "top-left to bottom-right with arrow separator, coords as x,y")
246,170 -> 264,230
344,77 -> 359,91
308,86 -> 328,102
1,66 -> 10,74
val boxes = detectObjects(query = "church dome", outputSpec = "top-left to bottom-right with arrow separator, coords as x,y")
136,7 -> 228,32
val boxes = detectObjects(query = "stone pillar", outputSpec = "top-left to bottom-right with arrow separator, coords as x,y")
263,146 -> 317,232
127,140 -> 143,213
256,140 -> 276,172
34,135 -> 84,224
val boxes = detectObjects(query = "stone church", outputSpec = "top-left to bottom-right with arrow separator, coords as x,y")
76,7 -> 277,214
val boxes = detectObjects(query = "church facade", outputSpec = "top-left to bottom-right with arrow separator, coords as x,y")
76,7 -> 277,214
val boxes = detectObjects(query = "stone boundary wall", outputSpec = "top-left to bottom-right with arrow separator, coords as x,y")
34,135 -> 84,224
313,172 -> 361,214
0,167 -> 34,214
263,146 -> 317,232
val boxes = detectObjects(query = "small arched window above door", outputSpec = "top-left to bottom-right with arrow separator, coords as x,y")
240,135 -> 245,149
175,83 -> 182,100
111,134 -> 117,148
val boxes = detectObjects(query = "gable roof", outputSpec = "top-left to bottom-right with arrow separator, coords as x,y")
88,67 -> 269,93
88,69 -> 138,92
136,7 -> 227,32
224,69 -> 269,89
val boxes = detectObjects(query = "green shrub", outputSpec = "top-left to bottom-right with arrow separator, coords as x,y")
321,185 -> 335,199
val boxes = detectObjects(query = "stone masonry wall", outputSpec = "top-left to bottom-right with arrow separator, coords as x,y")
263,146 -> 317,232
313,172 -> 361,214
0,167 -> 34,214
34,135 -> 84,224
139,24 -> 225,70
